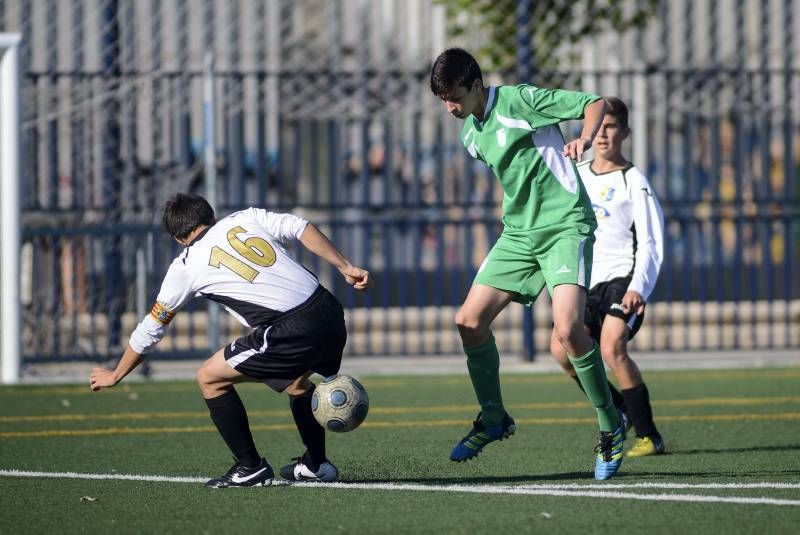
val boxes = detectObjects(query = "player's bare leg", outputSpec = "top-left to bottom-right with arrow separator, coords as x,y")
599,316 -> 642,389
199,348 -> 274,488
551,284 -> 618,428
454,283 -> 514,425
197,347 -> 256,398
280,371 -> 339,482
600,316 -> 664,457
455,283 -> 513,346
550,329 -> 628,420
450,284 -> 517,461
552,283 -> 623,479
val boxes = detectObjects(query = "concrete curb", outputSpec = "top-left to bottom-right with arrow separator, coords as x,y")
15,349 -> 800,385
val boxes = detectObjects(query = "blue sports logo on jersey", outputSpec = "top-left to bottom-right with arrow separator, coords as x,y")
599,185 -> 616,201
593,204 -> 610,219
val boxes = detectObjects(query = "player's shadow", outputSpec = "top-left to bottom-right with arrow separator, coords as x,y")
612,468 -> 800,479
351,466 -> 800,485
664,444 -> 800,456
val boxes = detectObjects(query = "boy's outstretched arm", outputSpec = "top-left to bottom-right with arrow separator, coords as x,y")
299,223 -> 370,290
562,98 -> 607,161
90,265 -> 187,391
90,345 -> 143,391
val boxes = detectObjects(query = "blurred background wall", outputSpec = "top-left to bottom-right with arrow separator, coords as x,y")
1,0 -> 797,364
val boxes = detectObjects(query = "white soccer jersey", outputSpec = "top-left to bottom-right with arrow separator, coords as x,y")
129,208 -> 319,354
578,160 -> 665,299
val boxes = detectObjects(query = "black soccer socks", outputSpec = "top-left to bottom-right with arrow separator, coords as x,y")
205,388 -> 262,468
289,385 -> 326,471
622,383 -> 660,439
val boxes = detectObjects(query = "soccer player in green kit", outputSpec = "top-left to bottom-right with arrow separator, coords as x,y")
430,47 -> 624,479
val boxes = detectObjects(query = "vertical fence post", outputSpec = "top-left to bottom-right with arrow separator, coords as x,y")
176,0 -> 192,171
516,0 -> 533,83
0,33 -> 22,384
204,53 -> 221,353
226,1 -> 244,207
266,0 -> 280,206
783,0 -> 796,347
135,246 -> 147,331
517,0 -> 535,360
632,64 -> 648,173
101,0 -> 123,356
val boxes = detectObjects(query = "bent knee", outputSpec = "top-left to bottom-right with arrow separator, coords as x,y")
549,338 -> 566,359
196,365 -> 212,388
454,310 -> 483,335
600,345 -> 629,367
552,324 -> 580,348
196,365 -> 233,398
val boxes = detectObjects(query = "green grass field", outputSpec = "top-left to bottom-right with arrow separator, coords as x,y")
2,367 -> 799,533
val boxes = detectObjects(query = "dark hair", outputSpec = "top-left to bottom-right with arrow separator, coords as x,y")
162,193 -> 216,240
603,97 -> 629,131
430,48 -> 483,97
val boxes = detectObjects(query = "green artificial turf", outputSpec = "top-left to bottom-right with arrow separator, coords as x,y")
1,367 -> 799,534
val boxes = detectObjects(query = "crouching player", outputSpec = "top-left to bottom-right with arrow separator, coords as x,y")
89,193 -> 369,486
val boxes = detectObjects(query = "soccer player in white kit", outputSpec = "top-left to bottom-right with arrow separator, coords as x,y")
90,193 -> 370,486
551,97 -> 666,457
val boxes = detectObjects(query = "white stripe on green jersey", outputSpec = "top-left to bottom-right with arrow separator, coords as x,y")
460,84 -> 601,230
578,160 -> 665,299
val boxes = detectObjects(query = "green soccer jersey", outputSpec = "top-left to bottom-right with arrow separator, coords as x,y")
461,84 -> 601,230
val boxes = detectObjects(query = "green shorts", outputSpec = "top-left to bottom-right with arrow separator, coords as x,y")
473,221 -> 595,305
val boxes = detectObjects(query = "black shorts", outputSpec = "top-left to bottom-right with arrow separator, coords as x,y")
585,276 -> 645,343
224,286 -> 347,392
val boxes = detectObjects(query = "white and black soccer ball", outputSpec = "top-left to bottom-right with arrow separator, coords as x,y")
311,374 -> 369,432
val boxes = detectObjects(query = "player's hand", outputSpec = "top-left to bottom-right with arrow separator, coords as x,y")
90,367 -> 119,391
339,264 -> 370,291
562,136 -> 593,161
621,291 -> 645,315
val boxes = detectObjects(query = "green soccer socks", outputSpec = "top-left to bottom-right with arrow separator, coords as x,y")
464,334 -> 505,427
568,343 -> 620,432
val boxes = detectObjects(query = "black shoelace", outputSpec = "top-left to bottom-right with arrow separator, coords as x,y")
594,432 -> 614,461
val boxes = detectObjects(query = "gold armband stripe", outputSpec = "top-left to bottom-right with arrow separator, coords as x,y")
149,302 -> 176,325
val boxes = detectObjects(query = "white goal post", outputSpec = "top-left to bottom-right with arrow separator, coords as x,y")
0,33 -> 22,385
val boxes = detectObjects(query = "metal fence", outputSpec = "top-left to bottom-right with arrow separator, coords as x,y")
1,0 -> 797,365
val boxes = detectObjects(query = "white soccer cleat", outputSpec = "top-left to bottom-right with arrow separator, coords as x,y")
280,454 -> 338,482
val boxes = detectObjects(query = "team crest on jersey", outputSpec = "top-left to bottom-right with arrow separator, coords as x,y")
592,204 -> 610,219
496,128 -> 507,147
149,302 -> 176,325
599,185 -> 616,201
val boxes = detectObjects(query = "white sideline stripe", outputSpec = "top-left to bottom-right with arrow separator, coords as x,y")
524,482 -> 800,490
303,482 -> 800,507
1,469 -> 207,484
1,470 -> 799,506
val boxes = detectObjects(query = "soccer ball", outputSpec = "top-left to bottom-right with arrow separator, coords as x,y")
312,374 -> 369,432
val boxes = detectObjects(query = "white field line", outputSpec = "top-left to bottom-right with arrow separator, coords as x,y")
2,470 -> 799,506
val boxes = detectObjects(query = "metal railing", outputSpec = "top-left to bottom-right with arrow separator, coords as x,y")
2,0 -> 797,368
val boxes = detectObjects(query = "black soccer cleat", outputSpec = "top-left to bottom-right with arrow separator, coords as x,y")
205,458 -> 274,488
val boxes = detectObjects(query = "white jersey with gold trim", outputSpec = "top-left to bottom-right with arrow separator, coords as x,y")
578,160 -> 664,300
129,208 -> 319,354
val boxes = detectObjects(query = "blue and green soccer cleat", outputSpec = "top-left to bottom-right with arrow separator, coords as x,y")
450,412 -> 516,462
594,424 -> 624,480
